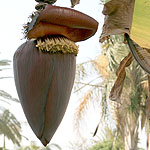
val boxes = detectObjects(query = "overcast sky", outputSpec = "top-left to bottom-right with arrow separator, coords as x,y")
0,0 -> 146,149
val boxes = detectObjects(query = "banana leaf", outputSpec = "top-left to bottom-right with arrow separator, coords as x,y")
100,0 -> 150,49
131,0 -> 150,49
100,0 -> 150,74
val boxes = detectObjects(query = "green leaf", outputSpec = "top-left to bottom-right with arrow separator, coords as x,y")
131,0 -> 150,49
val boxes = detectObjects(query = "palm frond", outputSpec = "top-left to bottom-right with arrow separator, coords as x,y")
74,90 -> 93,129
76,60 -> 98,79
0,90 -> 19,103
93,54 -> 109,78
74,86 -> 101,136
0,60 -> 11,66
0,59 -> 11,79
109,52 -> 133,102
74,76 -> 102,93
74,60 -> 101,94
0,109 -> 22,146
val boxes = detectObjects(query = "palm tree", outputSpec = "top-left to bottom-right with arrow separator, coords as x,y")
0,109 -> 22,147
74,35 -> 149,150
88,126 -> 144,150
70,0 -> 149,149
0,59 -> 22,148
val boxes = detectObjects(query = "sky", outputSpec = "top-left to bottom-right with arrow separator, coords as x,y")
0,0 -> 103,149
0,0 -> 147,149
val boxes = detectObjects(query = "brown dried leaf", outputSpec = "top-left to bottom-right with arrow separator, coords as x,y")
109,52 -> 133,102
116,52 -> 133,76
141,111 -> 146,130
146,75 -> 150,119
100,0 -> 135,43
109,69 -> 126,102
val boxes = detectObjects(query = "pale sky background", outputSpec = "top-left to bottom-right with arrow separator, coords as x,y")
0,0 -> 146,149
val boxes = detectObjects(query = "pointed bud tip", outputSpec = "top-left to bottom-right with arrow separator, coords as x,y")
40,136 -> 49,147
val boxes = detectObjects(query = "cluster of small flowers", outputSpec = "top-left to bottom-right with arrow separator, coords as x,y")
36,36 -> 79,55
